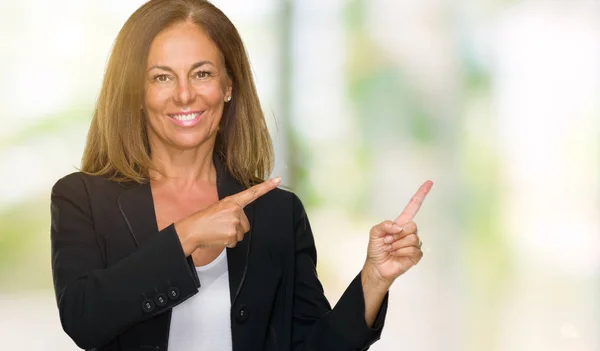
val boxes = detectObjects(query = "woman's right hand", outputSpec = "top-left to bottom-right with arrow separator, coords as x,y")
174,177 -> 281,255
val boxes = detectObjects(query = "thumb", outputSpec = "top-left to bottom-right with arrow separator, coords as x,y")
371,220 -> 403,238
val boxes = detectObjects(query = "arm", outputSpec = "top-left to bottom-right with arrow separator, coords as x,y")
50,176 -> 200,349
290,194 -> 387,351
361,268 -> 392,327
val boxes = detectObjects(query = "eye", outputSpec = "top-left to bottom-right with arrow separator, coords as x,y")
153,74 -> 171,83
193,71 -> 211,79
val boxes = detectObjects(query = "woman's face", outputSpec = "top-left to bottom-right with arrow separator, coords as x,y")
144,21 -> 232,152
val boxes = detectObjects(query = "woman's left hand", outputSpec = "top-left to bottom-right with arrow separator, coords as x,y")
363,181 -> 433,290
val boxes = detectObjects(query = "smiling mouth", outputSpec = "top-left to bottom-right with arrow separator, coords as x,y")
167,111 -> 204,127
168,112 -> 203,121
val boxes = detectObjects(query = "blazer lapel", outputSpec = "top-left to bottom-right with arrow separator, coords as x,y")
117,182 -> 159,248
214,156 -> 254,305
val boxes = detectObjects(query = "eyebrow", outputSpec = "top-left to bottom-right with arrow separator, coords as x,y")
147,60 -> 215,73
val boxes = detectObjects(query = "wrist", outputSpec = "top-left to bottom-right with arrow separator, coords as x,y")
361,263 -> 392,294
174,218 -> 198,256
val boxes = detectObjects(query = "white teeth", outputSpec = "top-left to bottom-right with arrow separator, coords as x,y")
171,113 -> 200,121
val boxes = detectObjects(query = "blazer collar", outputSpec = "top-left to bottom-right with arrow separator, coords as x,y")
214,155 -> 254,304
117,154 -> 253,304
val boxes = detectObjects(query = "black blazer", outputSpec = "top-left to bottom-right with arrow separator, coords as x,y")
50,159 -> 388,351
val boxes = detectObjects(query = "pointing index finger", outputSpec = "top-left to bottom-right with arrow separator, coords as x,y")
395,180 -> 433,224
232,177 -> 281,208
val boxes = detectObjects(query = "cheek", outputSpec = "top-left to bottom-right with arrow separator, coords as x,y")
144,86 -> 170,112
194,81 -> 226,104
143,87 -> 172,137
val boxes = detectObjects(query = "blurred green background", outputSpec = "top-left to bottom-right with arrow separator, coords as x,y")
1,0 -> 599,350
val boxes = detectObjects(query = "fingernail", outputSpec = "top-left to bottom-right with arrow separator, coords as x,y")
384,235 -> 392,243
386,245 -> 392,251
272,176 -> 281,185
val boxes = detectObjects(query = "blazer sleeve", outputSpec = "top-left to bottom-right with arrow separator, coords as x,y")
291,194 -> 388,351
50,175 -> 200,349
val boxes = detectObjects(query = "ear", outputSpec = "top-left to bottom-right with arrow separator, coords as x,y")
224,81 -> 233,102
221,67 -> 233,101
226,74 -> 233,92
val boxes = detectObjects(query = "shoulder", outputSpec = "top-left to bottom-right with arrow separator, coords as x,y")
52,172 -> 88,197
257,186 -> 302,206
255,186 -> 308,223
52,172 -> 133,199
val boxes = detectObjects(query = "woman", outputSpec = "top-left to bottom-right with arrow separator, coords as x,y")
50,0 -> 433,350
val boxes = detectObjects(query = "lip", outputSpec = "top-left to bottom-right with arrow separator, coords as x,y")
167,110 -> 204,127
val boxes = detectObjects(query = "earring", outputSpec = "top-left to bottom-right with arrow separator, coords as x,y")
226,95 -> 232,102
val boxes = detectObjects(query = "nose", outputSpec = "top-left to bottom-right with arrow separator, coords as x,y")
174,78 -> 196,106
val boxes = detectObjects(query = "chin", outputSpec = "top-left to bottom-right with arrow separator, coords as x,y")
169,134 -> 215,151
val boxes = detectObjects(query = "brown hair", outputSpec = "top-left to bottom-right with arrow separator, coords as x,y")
81,0 -> 273,187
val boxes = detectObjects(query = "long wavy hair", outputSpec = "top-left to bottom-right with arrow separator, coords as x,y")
81,0 -> 273,188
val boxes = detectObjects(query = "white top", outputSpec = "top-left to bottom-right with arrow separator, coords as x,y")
167,250 -> 232,350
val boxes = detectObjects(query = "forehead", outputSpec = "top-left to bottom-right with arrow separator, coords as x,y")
147,21 -> 223,67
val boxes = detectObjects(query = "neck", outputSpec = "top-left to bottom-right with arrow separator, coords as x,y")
148,139 -> 217,188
